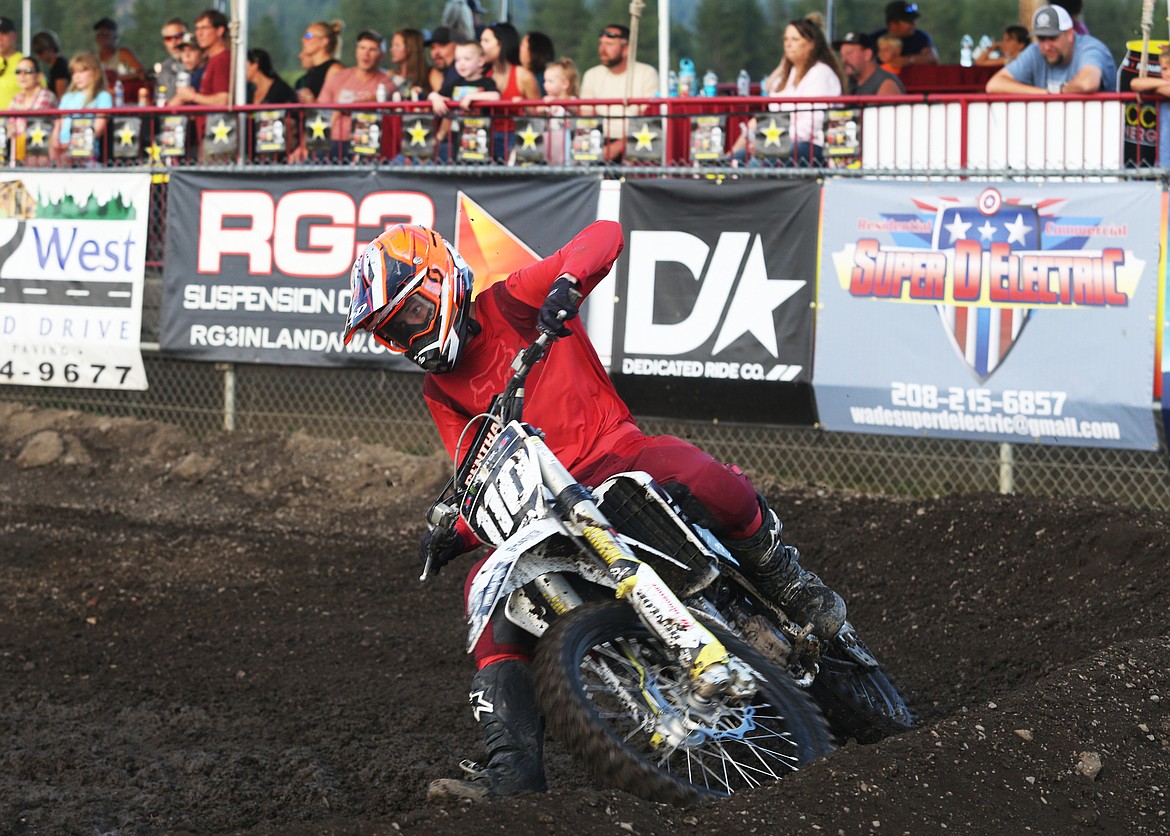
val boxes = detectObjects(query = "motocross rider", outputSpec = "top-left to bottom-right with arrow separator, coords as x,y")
343,220 -> 847,802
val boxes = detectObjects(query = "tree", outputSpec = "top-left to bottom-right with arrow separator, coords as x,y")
528,0 -> 591,67
693,0 -> 771,80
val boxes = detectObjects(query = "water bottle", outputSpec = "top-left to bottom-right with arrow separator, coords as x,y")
736,69 -> 751,97
156,84 -> 167,107
114,80 -> 124,108
176,70 -> 190,89
678,58 -> 696,97
376,82 -> 388,103
973,34 -> 993,61
960,34 -> 974,68
761,74 -> 771,96
667,70 -> 678,97
702,70 -> 718,97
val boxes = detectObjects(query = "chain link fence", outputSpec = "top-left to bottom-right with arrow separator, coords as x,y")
3,168 -> 1169,510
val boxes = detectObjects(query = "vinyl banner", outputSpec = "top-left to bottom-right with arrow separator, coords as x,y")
614,179 -> 819,425
816,181 -> 1160,450
161,171 -> 601,367
0,172 -> 150,390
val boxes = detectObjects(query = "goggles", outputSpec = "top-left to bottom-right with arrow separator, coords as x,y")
368,273 -> 442,352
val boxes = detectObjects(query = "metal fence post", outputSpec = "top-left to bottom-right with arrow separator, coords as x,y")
216,362 -> 237,432
998,442 -> 1015,494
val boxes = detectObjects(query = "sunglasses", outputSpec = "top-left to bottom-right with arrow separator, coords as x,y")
599,29 -> 628,39
303,31 -> 318,39
162,34 -> 184,41
15,67 -> 36,74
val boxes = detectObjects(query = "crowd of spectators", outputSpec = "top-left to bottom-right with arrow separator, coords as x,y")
0,1 -> 1151,168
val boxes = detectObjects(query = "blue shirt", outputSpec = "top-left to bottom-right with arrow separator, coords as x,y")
870,27 -> 935,59
1004,35 -> 1116,91
58,90 -> 113,143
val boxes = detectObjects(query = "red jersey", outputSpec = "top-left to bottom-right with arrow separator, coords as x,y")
423,220 -> 633,474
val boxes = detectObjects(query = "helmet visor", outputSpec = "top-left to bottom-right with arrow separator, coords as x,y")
370,285 -> 439,351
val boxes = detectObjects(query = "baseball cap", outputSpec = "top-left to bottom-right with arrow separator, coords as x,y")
834,31 -> 874,50
177,32 -> 199,49
0,16 -> 17,33
425,26 -> 452,46
1031,5 -> 1073,37
885,1 -> 920,22
600,24 -> 630,40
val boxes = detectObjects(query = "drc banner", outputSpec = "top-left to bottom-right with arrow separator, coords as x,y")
614,179 -> 820,425
0,172 -> 150,390
161,171 -> 600,366
816,181 -> 1160,450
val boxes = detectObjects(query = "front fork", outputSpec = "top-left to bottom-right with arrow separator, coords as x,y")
529,437 -> 756,699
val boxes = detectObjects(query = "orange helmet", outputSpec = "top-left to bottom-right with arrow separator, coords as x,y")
344,224 -> 474,372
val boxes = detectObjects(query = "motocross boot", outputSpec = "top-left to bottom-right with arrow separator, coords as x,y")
725,499 -> 847,638
426,659 -> 547,803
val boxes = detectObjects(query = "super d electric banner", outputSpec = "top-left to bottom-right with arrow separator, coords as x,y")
614,179 -> 820,425
0,172 -> 151,390
816,181 -> 1160,450
161,172 -> 600,367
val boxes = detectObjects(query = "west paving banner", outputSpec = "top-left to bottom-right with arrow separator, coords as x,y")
614,179 -> 820,425
816,181 -> 1161,450
161,171 -> 600,367
0,172 -> 150,390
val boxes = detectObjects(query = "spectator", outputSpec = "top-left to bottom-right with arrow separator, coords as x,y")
481,22 -> 540,161
168,33 -> 206,104
247,48 -> 296,105
8,56 -> 57,165
579,24 -> 659,162
542,57 -> 578,164
93,17 -> 147,83
0,17 -> 23,108
172,10 -> 231,108
50,52 -> 112,166
835,31 -> 905,95
389,28 -> 428,98
870,1 -> 937,69
316,30 -> 391,160
1129,49 -> 1170,164
428,39 -> 499,159
1051,0 -> 1090,36
876,35 -> 903,74
295,20 -> 345,104
985,5 -> 1115,95
733,18 -> 845,167
975,25 -> 1029,68
154,18 -> 189,102
426,26 -> 457,92
521,31 -> 554,95
31,31 -> 70,99
441,0 -> 484,42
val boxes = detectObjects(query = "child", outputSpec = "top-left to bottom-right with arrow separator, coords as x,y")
170,33 -> 206,103
428,40 -> 499,158
877,35 -> 903,75
1128,49 -> 1170,166
541,57 -> 578,164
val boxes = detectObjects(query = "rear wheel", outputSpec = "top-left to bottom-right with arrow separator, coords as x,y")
533,600 -> 834,805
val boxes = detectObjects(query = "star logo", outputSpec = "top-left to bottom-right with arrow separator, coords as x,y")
758,118 -> 785,147
454,191 -> 540,296
308,114 -> 329,139
632,122 -> 658,151
977,219 -> 997,241
517,123 -> 540,149
1004,213 -> 1033,245
211,119 -> 233,144
406,119 -> 430,146
116,122 -> 138,147
943,214 -> 972,244
714,235 -> 804,356
145,141 -> 163,163
27,123 -> 48,147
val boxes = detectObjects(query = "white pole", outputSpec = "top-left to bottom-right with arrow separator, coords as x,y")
233,0 -> 248,106
20,0 -> 29,55
658,0 -> 670,98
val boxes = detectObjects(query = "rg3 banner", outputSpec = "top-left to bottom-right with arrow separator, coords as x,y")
0,172 -> 151,390
815,181 -> 1160,450
161,171 -> 600,367
613,179 -> 819,425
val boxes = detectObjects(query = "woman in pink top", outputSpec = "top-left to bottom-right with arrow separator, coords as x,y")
732,17 -> 845,167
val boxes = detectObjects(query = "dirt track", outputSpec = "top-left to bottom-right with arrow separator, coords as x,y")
1,401 -> 1168,835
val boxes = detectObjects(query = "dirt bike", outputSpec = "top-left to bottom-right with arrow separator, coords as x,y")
421,332 -> 912,804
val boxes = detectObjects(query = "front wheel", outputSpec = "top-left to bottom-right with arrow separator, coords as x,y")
808,627 -> 915,743
533,600 -> 834,805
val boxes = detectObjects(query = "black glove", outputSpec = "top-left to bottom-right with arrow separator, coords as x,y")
419,527 -> 466,576
537,276 -> 582,338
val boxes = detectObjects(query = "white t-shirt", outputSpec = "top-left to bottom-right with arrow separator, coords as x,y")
767,62 -> 842,145
580,61 -> 660,139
